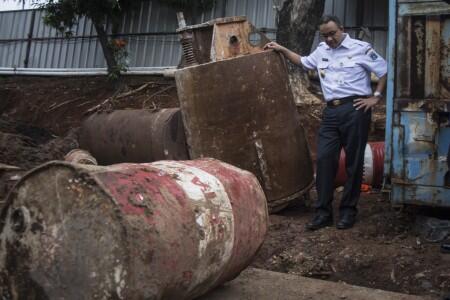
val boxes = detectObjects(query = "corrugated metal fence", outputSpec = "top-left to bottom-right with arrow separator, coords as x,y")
0,0 -> 387,72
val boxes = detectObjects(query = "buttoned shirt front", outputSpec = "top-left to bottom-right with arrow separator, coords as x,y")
300,34 -> 387,101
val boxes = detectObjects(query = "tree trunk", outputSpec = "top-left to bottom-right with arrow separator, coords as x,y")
276,0 -> 325,104
93,21 -> 118,75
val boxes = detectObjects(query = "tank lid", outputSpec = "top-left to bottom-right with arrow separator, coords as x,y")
176,16 -> 247,33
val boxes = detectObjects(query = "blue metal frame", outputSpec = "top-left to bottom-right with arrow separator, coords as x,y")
384,0 -> 397,183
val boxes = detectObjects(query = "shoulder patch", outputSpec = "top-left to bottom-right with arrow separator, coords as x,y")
368,51 -> 378,61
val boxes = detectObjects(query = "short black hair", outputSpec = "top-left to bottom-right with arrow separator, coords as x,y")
319,15 -> 343,28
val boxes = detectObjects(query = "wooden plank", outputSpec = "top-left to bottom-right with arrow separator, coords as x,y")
211,21 -> 264,61
211,22 -> 250,61
396,16 -> 412,98
398,0 -> 446,3
441,18 -> 450,99
424,15 -> 441,98
411,17 -> 426,98
399,2 -> 450,16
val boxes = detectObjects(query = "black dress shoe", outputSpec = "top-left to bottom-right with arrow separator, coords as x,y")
441,239 -> 450,254
305,215 -> 333,231
336,215 -> 356,230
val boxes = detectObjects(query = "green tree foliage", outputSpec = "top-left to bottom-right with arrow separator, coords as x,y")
36,0 -> 215,79
38,0 -> 135,79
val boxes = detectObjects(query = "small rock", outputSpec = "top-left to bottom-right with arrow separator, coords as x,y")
420,280 -> 432,289
415,272 -> 426,279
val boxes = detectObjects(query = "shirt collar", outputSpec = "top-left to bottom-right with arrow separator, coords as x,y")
325,33 -> 352,50
340,34 -> 352,49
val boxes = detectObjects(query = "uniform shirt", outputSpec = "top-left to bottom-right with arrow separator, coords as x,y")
300,34 -> 387,101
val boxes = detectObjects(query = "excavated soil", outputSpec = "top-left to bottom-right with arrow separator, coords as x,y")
0,75 -> 449,299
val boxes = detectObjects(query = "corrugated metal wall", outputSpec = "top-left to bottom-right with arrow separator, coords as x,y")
0,0 -> 387,70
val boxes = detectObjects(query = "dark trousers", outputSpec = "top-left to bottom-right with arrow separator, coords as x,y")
315,101 -> 371,218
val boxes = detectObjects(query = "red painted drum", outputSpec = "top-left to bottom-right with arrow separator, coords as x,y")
335,142 -> 385,188
0,159 -> 268,299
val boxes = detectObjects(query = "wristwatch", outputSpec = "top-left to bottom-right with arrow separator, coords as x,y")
374,91 -> 383,99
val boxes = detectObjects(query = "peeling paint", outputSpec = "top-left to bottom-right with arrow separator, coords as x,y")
389,5 -> 450,206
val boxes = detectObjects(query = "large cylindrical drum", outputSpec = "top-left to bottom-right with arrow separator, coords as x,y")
0,159 -> 268,300
175,51 -> 314,212
79,108 -> 189,165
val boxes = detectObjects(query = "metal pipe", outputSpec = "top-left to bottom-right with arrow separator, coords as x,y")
383,0 -> 397,185
0,67 -> 177,77
23,9 -> 36,68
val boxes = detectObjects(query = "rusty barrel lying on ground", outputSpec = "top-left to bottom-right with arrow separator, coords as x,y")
175,50 -> 314,212
0,158 -> 268,300
79,108 -> 189,165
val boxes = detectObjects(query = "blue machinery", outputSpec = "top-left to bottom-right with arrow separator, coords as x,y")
385,0 -> 450,206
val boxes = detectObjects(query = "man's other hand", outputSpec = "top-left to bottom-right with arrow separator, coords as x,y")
353,97 -> 380,112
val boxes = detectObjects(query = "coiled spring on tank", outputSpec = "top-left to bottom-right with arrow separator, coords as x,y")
180,37 -> 198,66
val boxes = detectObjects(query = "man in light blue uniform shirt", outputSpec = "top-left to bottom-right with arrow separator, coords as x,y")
265,15 -> 387,230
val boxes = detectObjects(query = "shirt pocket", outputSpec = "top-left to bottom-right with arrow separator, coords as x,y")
336,60 -> 357,85
340,60 -> 356,68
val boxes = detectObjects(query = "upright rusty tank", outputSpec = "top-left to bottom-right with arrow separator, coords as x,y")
0,159 -> 268,299
175,17 -> 314,212
79,108 -> 189,165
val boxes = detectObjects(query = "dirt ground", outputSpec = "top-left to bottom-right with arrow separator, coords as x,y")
0,75 -> 449,299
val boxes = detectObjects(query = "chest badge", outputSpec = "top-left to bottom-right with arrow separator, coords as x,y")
320,69 -> 326,79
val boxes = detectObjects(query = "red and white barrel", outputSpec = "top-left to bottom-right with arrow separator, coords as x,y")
335,142 -> 385,188
0,159 -> 268,299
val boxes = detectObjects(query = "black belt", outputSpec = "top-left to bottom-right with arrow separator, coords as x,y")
326,95 -> 368,107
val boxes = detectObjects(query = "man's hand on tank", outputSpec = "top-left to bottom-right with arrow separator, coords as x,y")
353,97 -> 379,112
264,41 -> 283,51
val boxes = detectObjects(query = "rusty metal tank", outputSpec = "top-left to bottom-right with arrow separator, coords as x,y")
79,108 -> 189,165
0,158 -> 268,300
175,50 -> 314,212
